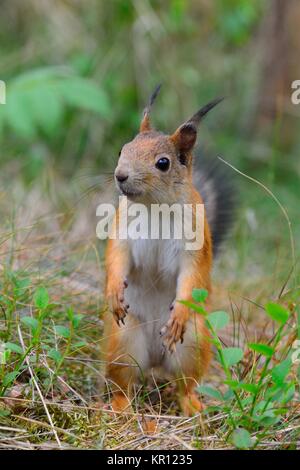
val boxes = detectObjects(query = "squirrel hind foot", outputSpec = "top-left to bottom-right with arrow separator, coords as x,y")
111,392 -> 132,413
180,393 -> 205,416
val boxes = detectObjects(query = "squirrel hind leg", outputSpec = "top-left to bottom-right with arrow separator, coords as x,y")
106,360 -> 136,413
107,365 -> 135,413
172,317 -> 211,416
104,315 -> 149,413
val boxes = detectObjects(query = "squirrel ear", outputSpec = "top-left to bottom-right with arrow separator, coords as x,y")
140,84 -> 162,132
171,97 -> 224,153
171,122 -> 197,153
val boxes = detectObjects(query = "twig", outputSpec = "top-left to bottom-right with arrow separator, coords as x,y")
41,357 -> 88,405
168,433 -> 194,450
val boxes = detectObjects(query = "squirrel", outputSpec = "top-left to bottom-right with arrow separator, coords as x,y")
103,85 -> 234,416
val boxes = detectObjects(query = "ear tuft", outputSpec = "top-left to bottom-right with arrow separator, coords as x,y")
140,83 -> 162,132
188,97 -> 224,127
171,96 -> 224,160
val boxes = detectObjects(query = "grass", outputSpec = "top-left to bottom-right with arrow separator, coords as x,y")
0,175 -> 299,450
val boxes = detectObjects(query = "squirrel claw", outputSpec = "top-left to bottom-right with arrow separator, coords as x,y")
161,329 -> 176,353
160,311 -> 186,352
112,305 -> 127,327
114,313 -> 126,327
107,281 -> 128,326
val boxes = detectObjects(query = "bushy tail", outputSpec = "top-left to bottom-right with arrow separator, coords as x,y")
193,154 -> 236,257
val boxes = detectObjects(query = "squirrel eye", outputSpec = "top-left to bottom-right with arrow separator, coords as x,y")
155,157 -> 170,172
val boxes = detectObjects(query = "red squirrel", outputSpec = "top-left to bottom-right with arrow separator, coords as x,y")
103,86 -> 234,415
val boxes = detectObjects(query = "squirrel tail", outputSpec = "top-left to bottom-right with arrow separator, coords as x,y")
193,154 -> 236,257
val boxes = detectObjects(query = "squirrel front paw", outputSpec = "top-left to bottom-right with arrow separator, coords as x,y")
160,305 -> 187,353
107,279 -> 129,326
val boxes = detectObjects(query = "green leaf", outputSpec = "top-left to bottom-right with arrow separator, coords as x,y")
231,428 -> 254,449
34,287 -> 49,309
272,358 -> 291,386
224,379 -> 239,388
14,277 -> 30,295
5,342 -> 23,355
57,77 -> 110,116
196,385 -> 224,401
3,371 -> 20,387
281,382 -> 295,404
265,302 -> 289,325
5,90 -> 36,139
48,348 -> 62,365
66,307 -> 74,322
192,288 -> 208,303
72,314 -> 84,329
71,340 -> 87,349
223,388 -> 235,401
222,347 -> 244,368
265,383 -> 283,402
248,342 -> 274,357
3,68 -> 111,141
238,383 -> 258,394
225,380 -> 258,394
11,66 -> 67,88
54,325 -> 71,339
253,411 -> 280,426
207,311 -> 229,330
28,85 -> 63,136
21,316 -> 39,333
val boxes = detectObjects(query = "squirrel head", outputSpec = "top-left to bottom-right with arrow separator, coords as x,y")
115,85 -> 223,203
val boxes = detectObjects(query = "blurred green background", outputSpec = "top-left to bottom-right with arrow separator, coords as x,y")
0,0 -> 299,288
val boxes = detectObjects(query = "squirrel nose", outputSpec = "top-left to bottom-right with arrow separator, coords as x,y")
115,171 -> 129,183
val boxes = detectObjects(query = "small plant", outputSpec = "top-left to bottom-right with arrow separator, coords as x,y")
0,67 -> 110,141
0,279 -> 86,398
180,288 -> 299,450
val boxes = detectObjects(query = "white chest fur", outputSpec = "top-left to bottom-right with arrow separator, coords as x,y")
124,237 -> 183,327
123,237 -> 182,368
118,198 -> 187,365
129,237 -> 183,279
